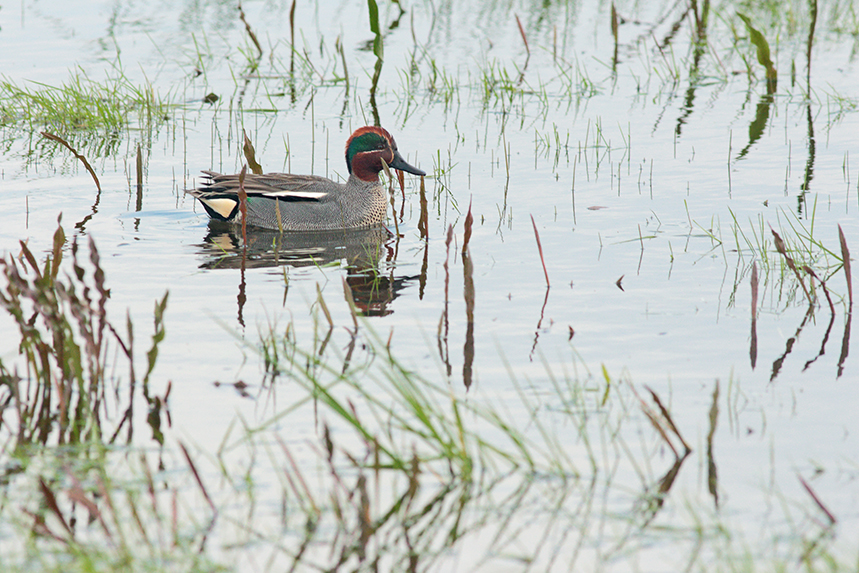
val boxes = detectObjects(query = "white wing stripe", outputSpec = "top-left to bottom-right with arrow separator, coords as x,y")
264,190 -> 328,199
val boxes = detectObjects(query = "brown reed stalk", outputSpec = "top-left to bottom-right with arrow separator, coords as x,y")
750,262 -> 759,368
242,130 -> 263,174
238,1 -> 263,57
178,442 -> 217,515
238,165 -> 248,246
771,227 -> 812,305
462,198 -> 473,255
839,225 -> 852,306
798,474 -> 836,525
515,14 -> 530,56
342,277 -> 359,331
136,143 -> 143,195
316,283 -> 334,328
380,157 -> 400,237
41,132 -> 101,191
645,385 -> 691,454
530,215 -> 550,288
418,176 -> 429,240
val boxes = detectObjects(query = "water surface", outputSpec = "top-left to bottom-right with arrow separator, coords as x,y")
1,0 -> 857,570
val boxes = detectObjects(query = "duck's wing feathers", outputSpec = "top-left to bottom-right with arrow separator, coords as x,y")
193,171 -> 335,202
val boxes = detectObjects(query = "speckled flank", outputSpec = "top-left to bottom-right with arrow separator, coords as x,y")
243,175 -> 389,231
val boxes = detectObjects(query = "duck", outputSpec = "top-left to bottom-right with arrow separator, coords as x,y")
186,126 -> 425,231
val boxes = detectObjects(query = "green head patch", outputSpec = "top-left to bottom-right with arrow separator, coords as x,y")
345,128 -> 391,173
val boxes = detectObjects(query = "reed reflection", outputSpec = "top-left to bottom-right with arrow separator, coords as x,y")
195,224 -> 416,318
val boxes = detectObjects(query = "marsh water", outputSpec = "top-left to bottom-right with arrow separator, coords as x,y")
1,0 -> 858,570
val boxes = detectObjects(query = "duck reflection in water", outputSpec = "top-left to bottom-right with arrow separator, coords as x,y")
195,223 -> 415,317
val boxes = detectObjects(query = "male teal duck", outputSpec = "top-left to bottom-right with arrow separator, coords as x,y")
187,126 -> 425,231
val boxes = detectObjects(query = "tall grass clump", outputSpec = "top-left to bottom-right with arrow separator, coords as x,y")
0,220 -> 211,572
0,65 -> 169,136
728,203 -> 850,308
0,217 -> 169,451
239,307 -> 676,569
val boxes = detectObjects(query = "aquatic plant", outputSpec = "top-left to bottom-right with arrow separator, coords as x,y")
0,218 -> 169,449
0,65 -> 169,135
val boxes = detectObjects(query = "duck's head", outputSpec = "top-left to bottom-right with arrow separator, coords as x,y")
345,126 -> 426,182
